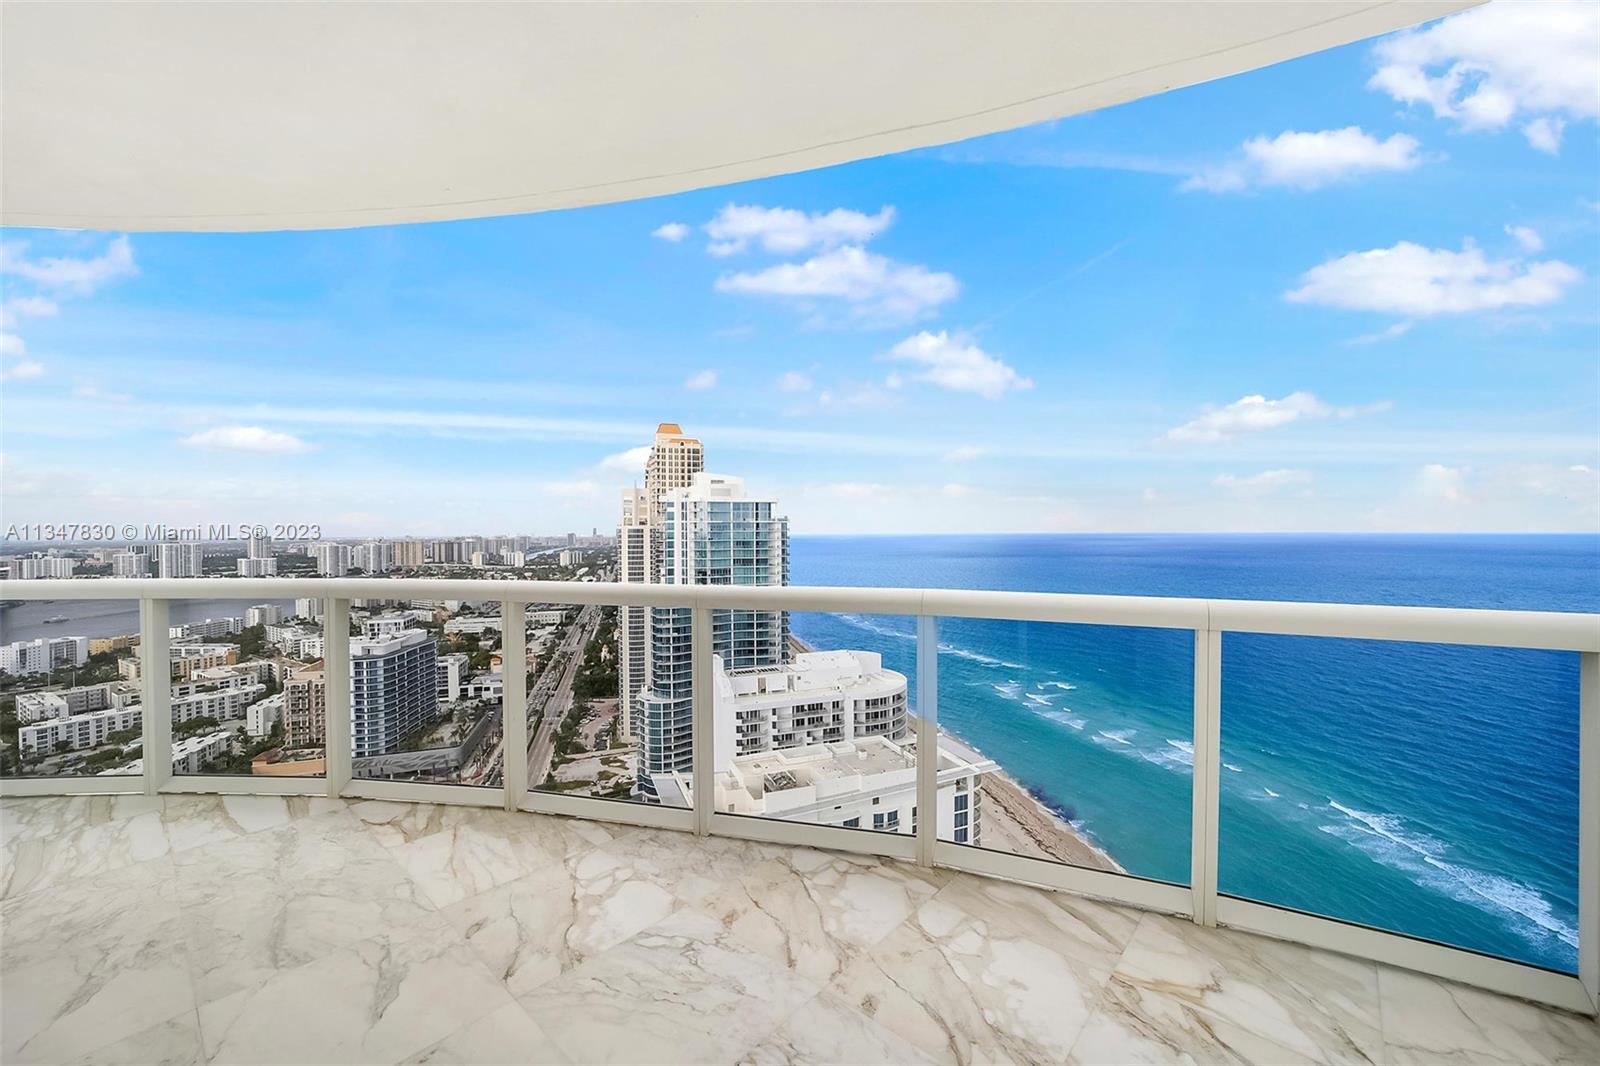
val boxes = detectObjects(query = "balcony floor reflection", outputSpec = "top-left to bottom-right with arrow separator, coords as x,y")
2,794 -> 1596,1065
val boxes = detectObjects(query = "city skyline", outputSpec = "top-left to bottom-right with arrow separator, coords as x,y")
2,2 -> 1597,536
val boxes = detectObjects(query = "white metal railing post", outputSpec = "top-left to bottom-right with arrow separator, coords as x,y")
692,605 -> 714,834
1191,624 -> 1221,926
1579,651 -> 1598,1014
501,600 -> 529,812
324,598 -> 352,797
916,614 -> 939,867
138,598 -> 172,795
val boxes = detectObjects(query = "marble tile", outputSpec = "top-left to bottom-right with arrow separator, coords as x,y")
159,792 -> 349,854
369,805 -> 618,908
827,892 -> 1116,1064
1379,967 -> 1600,1066
197,931 -> 513,1066
0,793 -> 161,844
706,845 -> 947,985
931,871 -> 1143,972
600,825 -> 784,907
401,1002 -> 571,1065
442,846 -> 680,997
1,804 -> 170,899
0,856 -> 194,1064
522,907 -> 823,1065
68,1009 -> 203,1066
738,989 -> 947,1066
173,807 -> 441,1005
1076,914 -> 1384,1066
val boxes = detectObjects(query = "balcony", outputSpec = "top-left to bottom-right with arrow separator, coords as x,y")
5,790 -> 1599,1065
2,575 -> 1598,1066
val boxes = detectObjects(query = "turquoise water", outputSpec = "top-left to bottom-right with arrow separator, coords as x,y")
788,533 -> 1598,974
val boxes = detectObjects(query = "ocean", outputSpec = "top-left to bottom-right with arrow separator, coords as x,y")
787,533 -> 1599,975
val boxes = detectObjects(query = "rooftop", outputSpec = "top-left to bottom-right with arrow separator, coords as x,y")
3,793 -> 1595,1065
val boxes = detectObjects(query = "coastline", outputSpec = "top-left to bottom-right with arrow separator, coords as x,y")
977,770 -> 1123,873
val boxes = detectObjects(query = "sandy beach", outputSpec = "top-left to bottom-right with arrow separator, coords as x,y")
976,770 -> 1124,873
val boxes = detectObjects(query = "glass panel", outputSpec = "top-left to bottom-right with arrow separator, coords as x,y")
1219,634 -> 1579,974
346,597 -> 497,787
1,598 -> 143,778
712,611 -> 918,838
166,596 -> 316,777
933,618 -> 1193,883
529,603 -> 661,805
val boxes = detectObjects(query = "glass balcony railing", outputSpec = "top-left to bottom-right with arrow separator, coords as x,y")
0,575 -> 1594,1017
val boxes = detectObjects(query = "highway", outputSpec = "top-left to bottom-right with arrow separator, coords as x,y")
525,603 -> 599,787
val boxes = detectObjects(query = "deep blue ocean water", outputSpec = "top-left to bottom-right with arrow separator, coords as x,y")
788,533 -> 1599,974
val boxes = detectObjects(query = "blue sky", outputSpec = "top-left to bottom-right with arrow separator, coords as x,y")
2,2 -> 1597,536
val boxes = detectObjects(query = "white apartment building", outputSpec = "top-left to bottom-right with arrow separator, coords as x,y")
266,622 -> 324,659
236,556 -> 277,577
245,604 -> 283,627
1,635 -> 90,676
170,616 -> 243,641
283,666 -> 327,748
364,614 -> 408,640
353,540 -> 394,573
314,542 -> 351,576
294,598 -> 324,620
100,730 -> 233,777
436,652 -> 469,703
351,629 -> 438,758
9,555 -> 79,579
15,680 -> 140,723
247,692 -> 284,737
711,650 -> 908,769
112,551 -> 150,578
686,734 -> 994,843
617,486 -> 652,734
169,642 -> 238,679
157,542 -> 205,578
636,472 -> 787,799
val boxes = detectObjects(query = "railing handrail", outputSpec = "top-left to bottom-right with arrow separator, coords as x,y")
1,577 -> 1595,651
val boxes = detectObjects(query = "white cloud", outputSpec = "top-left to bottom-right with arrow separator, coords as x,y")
777,371 -> 812,393
1213,469 -> 1313,494
0,358 -> 44,382
1504,224 -> 1544,253
0,235 -> 138,294
0,296 -> 59,328
598,445 -> 651,473
683,369 -> 719,390
1166,391 -> 1387,443
1369,1 -> 1598,153
180,425 -> 313,454
944,445 -> 983,463
715,245 -> 959,323
1419,463 -> 1468,503
886,331 -> 1031,400
1184,128 -> 1423,192
1345,320 -> 1415,346
704,204 -> 894,257
941,483 -> 975,498
0,333 -> 24,357
1522,117 -> 1567,154
651,222 -> 690,243
1285,240 -> 1581,316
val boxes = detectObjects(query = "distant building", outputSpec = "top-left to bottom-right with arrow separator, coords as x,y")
436,652 -> 470,703
112,551 -> 150,578
616,486 -> 652,730
353,540 -> 393,573
294,597 -> 323,620
350,629 -> 438,757
557,548 -> 577,567
1,635 -> 90,676
283,666 -> 327,748
314,543 -> 350,576
394,539 -> 426,568
245,604 -> 283,627
15,680 -> 139,723
363,614 -> 408,641
636,473 -> 786,799
236,556 -> 277,577
470,551 -> 489,568
710,650 -> 908,767
157,542 -> 204,578
247,693 -> 283,737
170,616 -> 243,641
687,735 -> 994,843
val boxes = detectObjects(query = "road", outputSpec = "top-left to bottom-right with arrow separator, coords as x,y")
525,604 -> 599,787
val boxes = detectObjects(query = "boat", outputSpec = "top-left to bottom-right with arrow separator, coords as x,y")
42,615 -> 69,624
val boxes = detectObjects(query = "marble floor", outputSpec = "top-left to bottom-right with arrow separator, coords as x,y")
2,794 -> 1597,1066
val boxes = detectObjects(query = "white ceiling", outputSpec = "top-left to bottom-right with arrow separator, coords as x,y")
1,1 -> 1475,233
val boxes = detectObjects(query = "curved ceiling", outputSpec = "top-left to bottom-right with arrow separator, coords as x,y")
0,1 -> 1473,232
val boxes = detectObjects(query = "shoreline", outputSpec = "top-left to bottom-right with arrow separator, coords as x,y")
976,770 -> 1124,873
